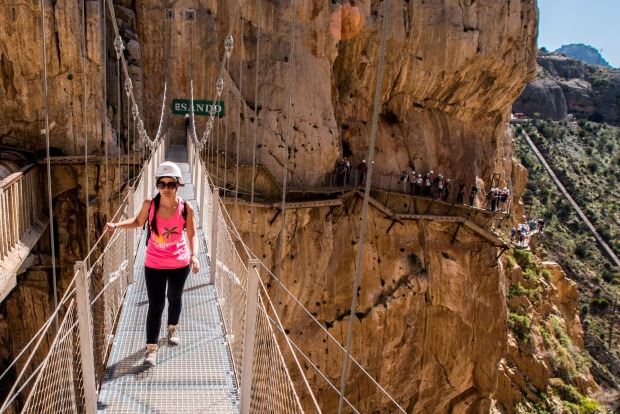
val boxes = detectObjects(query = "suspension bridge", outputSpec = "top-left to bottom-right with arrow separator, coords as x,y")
0,0 -> 514,413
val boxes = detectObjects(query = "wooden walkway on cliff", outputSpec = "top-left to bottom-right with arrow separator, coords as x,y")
222,180 -> 509,249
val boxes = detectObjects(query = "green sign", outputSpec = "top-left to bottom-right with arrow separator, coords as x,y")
172,99 -> 225,117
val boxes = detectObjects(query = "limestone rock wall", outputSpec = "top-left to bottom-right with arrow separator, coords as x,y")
0,0 -> 540,411
228,201 -> 505,412
136,0 -> 537,193
513,51 -> 620,124
0,0 -> 143,157
495,258 -> 599,413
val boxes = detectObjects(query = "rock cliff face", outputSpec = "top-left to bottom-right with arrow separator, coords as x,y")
495,255 -> 600,413
513,50 -> 620,124
228,200 -> 507,412
0,0 -> 140,156
0,0 -> 540,411
136,0 -> 537,193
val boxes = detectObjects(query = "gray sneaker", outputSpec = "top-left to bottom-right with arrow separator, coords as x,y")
168,325 -> 180,346
144,344 -> 158,366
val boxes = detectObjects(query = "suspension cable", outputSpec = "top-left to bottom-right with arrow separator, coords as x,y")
234,0 -> 245,216
102,0 -> 109,223
338,1 -> 391,412
216,199 -> 405,411
116,57 -> 121,207
0,13 -> 76,384
249,0 -> 262,251
255,275 -> 321,412
223,63 -> 229,198
80,0 -> 91,264
275,0 -> 297,317
105,0 -> 159,150
126,81 -> 131,184
38,0 -> 59,331
216,97 -> 221,186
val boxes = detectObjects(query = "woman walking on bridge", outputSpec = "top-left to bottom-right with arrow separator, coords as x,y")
104,161 -> 200,367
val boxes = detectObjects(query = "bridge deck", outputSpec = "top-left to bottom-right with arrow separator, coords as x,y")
97,146 -> 239,413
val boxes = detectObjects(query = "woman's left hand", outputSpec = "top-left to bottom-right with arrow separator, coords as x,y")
190,255 -> 200,274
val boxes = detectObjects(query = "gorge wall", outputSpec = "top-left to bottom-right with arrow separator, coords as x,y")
0,0 -> 540,412
227,200 -> 507,412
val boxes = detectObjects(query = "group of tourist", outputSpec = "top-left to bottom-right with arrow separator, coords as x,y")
511,218 -> 545,247
333,158 -> 513,213
485,187 -> 511,212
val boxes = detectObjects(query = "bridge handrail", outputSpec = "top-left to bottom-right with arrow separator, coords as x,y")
189,136 -> 407,413
190,137 -> 318,413
0,134 -> 168,413
0,164 -> 44,262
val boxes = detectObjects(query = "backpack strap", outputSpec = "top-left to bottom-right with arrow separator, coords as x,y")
145,200 -> 155,246
180,198 -> 187,228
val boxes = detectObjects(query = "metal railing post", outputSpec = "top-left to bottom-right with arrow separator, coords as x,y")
195,160 -> 203,225
127,186 -> 135,284
193,145 -> 198,188
74,261 -> 97,414
209,188 -> 220,285
198,161 -> 205,224
240,259 -> 260,414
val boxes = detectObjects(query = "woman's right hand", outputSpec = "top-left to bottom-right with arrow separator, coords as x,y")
103,222 -> 118,233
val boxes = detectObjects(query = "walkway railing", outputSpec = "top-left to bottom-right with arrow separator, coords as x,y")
0,164 -> 44,262
189,137 -> 316,413
2,131 -> 409,413
189,136 -> 408,413
0,135 -> 168,414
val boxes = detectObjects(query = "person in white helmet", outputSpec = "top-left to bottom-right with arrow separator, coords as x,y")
103,161 -> 200,367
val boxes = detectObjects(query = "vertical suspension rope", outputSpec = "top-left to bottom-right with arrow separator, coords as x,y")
39,0 -> 59,330
268,3 -> 297,410
234,0 -> 245,216
80,0 -> 91,263
223,56 -> 230,198
337,2 -> 391,412
102,0 -> 109,223
188,15 -> 202,165
249,0 -> 262,251
116,57 -> 121,207
216,102 -> 221,187
132,115 -> 136,179
275,0 -> 297,317
126,84 -> 131,184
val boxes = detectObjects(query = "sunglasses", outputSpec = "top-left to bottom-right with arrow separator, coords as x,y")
156,181 -> 178,189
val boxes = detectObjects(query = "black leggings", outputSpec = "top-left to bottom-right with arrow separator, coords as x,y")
144,265 -> 190,344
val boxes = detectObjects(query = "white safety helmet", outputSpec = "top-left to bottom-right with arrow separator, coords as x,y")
155,161 -> 184,185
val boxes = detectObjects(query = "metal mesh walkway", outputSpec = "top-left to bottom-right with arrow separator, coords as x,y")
97,145 -> 240,413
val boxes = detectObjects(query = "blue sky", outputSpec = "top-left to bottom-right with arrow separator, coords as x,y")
537,0 -> 620,68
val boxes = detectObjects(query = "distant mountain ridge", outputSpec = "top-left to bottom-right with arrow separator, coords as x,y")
512,49 -> 620,125
554,43 -> 612,68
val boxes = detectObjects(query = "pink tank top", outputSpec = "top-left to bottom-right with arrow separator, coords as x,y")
144,198 -> 190,269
